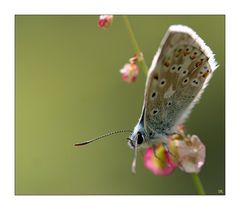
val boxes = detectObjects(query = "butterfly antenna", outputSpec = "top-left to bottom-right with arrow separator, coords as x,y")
74,129 -> 132,147
131,140 -> 138,174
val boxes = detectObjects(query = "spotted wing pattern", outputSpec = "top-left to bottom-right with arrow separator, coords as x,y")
143,25 -> 218,138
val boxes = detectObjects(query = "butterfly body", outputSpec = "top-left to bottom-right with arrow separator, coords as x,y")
128,25 -> 217,149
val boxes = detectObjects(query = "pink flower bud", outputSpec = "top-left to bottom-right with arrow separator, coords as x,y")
120,63 -> 139,83
98,15 -> 113,28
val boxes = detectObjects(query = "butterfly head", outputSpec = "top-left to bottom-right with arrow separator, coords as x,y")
128,123 -> 147,149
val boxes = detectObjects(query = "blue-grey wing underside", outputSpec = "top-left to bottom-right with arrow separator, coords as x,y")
143,25 -> 217,138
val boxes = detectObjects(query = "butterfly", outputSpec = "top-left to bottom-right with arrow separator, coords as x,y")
75,25 -> 217,173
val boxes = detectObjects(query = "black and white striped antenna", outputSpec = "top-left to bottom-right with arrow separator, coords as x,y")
74,129 -> 132,146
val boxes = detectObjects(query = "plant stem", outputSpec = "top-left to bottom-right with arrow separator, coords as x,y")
191,173 -> 206,195
122,16 -> 148,75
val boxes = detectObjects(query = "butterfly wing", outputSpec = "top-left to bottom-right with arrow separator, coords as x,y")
143,25 -> 218,138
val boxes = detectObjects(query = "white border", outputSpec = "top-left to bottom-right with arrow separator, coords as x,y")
0,0 -> 238,210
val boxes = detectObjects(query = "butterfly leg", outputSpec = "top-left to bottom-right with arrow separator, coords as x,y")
162,142 -> 176,159
162,142 -> 169,152
152,145 -> 165,165
152,144 -> 159,159
162,142 -> 172,157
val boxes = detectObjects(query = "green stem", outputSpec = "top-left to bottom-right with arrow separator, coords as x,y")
191,173 -> 206,195
122,16 -> 148,75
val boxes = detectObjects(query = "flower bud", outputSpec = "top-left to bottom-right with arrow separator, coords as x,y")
120,63 -> 139,83
98,15 -> 113,28
169,133 -> 206,173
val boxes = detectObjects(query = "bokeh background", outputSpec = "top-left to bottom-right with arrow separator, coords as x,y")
16,15 -> 225,195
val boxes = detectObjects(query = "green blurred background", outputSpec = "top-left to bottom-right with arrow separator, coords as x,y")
16,15 -> 225,195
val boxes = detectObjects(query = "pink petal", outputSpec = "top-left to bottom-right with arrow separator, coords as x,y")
144,146 -> 176,176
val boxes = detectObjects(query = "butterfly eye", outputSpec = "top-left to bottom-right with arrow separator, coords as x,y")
137,132 -> 143,145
